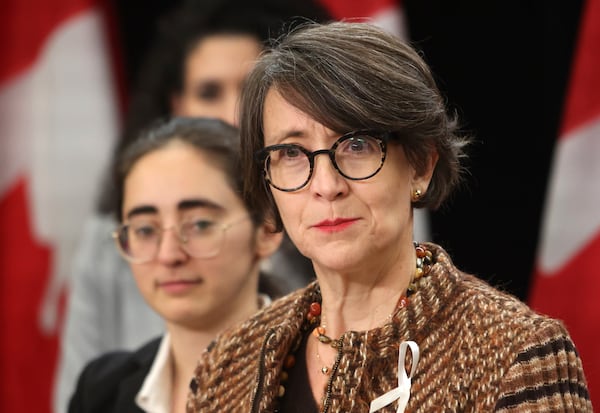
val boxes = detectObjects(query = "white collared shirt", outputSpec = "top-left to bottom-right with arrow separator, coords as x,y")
136,333 -> 172,413
134,295 -> 271,412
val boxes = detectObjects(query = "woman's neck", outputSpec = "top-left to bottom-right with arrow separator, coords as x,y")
167,326 -> 213,413
167,294 -> 261,380
315,242 -> 416,338
166,292 -> 261,412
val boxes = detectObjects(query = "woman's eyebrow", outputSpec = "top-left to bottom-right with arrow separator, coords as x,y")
125,205 -> 157,220
178,199 -> 224,211
269,129 -> 305,145
125,199 -> 223,220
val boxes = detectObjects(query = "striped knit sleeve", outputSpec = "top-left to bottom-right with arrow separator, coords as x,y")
494,320 -> 593,412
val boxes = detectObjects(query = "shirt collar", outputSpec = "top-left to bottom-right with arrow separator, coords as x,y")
136,333 -> 172,413
136,294 -> 272,412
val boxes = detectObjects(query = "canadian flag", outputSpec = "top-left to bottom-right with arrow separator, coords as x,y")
529,0 -> 600,407
318,0 -> 408,37
317,0 -> 430,241
0,1 -> 118,411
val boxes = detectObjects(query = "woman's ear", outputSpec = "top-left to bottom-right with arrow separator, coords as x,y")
254,221 -> 284,259
412,149 -> 439,191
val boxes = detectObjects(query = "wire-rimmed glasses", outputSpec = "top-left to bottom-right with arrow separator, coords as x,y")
256,130 -> 390,192
112,215 -> 250,264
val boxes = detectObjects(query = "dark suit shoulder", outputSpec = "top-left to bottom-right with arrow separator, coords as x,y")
68,337 -> 162,413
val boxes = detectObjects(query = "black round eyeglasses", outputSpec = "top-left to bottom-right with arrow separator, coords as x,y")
255,130 -> 390,192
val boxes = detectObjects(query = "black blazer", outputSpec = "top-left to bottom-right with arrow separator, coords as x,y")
68,337 -> 161,413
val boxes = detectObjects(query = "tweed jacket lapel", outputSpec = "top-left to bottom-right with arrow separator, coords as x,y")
190,244 -> 460,412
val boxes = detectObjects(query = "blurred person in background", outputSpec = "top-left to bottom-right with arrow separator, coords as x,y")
54,1 -> 331,411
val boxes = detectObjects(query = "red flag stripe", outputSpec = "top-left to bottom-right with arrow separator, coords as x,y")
1,2 -> 119,412
560,0 -> 600,137
318,0 -> 400,20
530,0 -> 600,407
0,0 -> 96,86
530,234 -> 600,407
0,179 -> 54,411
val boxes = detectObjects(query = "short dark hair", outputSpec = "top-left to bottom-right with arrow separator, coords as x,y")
240,21 -> 469,231
114,117 -> 247,223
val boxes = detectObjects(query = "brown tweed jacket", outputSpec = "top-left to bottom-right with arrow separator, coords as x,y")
187,243 -> 592,412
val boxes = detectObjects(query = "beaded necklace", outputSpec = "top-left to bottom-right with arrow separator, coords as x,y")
309,243 -> 433,375
276,243 -> 433,400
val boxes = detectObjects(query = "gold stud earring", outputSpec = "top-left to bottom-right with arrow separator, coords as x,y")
412,189 -> 422,201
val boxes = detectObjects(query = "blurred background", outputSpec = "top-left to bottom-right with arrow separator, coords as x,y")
1,0 -> 598,411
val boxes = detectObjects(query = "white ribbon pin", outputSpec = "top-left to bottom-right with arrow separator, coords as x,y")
369,340 -> 419,413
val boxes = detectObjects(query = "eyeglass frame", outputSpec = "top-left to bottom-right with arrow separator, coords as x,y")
112,215 -> 252,264
255,130 -> 391,192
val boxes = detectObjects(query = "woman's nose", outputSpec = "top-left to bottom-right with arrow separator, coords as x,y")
309,154 -> 348,200
155,228 -> 188,266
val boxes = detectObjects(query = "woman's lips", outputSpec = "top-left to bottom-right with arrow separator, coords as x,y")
313,218 -> 359,233
157,278 -> 202,294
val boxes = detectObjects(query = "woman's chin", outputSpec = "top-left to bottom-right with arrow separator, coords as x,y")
311,253 -> 363,275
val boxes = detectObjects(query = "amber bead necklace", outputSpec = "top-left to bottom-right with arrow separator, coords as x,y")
309,242 -> 433,375
275,243 -> 433,399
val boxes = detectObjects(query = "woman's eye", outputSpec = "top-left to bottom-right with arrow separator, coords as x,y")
267,145 -> 305,163
350,140 -> 366,152
281,146 -> 302,159
133,225 -> 157,239
344,137 -> 378,154
195,82 -> 221,102
187,219 -> 215,234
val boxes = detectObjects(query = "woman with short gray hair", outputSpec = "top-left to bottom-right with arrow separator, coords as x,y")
187,21 -> 592,413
